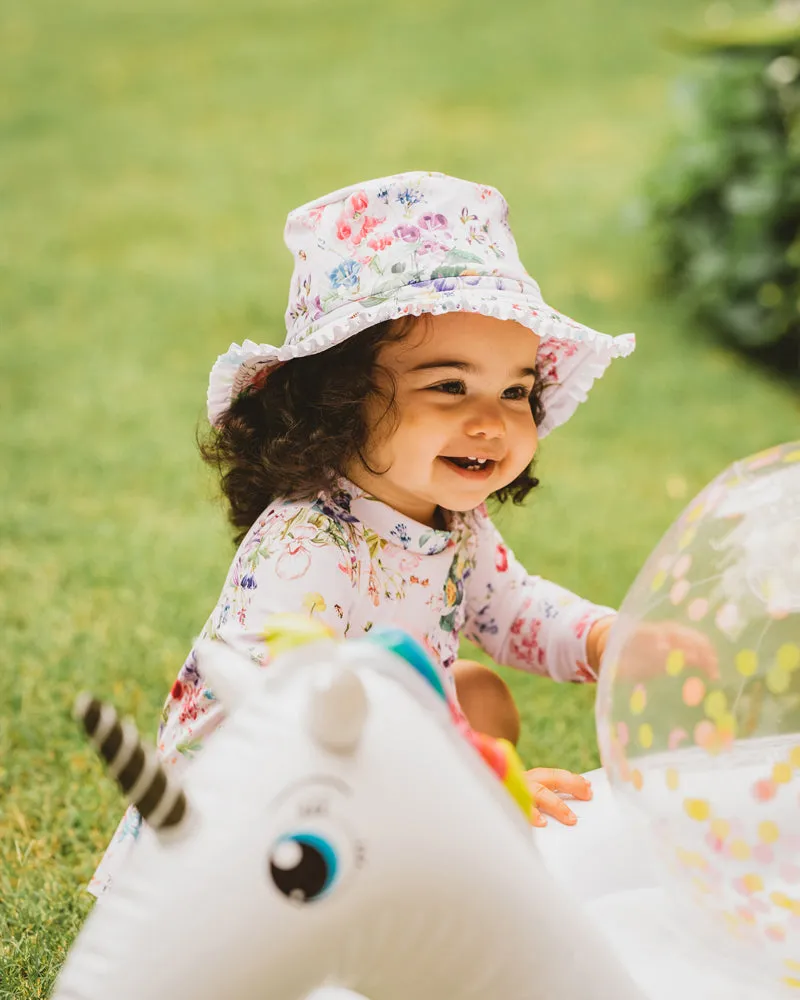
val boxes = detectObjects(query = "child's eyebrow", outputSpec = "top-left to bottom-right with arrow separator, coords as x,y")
409,359 -> 537,378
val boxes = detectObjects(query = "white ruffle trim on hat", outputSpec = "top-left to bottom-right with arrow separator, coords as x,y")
207,287 -> 635,438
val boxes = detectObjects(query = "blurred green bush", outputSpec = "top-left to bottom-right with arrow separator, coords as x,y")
649,6 -> 800,373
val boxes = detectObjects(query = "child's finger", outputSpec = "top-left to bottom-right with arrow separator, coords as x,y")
527,781 -> 578,826
526,767 -> 593,801
530,805 -> 548,828
662,623 -> 720,679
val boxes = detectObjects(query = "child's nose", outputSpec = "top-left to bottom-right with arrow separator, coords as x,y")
463,400 -> 506,439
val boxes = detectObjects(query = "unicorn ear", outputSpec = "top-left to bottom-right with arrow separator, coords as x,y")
193,638 -> 262,711
74,693 -> 188,834
307,665 -> 368,754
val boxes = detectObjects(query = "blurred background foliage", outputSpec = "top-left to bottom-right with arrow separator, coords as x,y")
649,0 -> 800,373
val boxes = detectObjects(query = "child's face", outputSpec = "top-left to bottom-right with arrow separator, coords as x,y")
349,313 -> 540,526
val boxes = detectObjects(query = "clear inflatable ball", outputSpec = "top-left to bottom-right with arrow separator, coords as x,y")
596,441 -> 800,995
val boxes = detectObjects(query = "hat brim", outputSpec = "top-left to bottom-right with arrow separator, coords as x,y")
207,278 -> 634,438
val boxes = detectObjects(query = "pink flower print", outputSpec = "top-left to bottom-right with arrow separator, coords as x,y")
276,540 -> 311,580
349,191 -> 369,216
275,524 -> 317,581
573,611 -> 595,640
509,597 -> 532,633
508,617 -> 544,669
393,224 -> 420,242
352,215 -> 384,246
368,235 -> 393,252
536,348 -> 559,381
495,544 -> 509,573
398,552 -> 421,573
367,568 -> 380,607
479,187 -> 493,200
547,339 -> 579,362
303,207 -> 325,229
275,538 -> 311,580
418,239 -> 446,256
336,216 -> 353,242
418,212 -> 449,231
178,686 -> 204,725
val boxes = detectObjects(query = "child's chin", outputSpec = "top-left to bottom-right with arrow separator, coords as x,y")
439,490 -> 495,514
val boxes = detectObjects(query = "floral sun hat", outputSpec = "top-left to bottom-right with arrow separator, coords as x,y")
207,171 -> 635,437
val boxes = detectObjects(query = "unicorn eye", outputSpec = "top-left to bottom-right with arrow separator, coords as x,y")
268,832 -> 338,903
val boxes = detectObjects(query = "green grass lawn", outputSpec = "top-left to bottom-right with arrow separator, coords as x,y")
2,0 -> 798,994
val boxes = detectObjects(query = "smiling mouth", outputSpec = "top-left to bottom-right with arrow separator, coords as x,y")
440,456 -> 497,473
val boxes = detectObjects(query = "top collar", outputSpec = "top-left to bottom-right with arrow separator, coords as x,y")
327,480 -> 458,555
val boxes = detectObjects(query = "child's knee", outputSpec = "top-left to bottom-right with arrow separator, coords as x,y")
451,659 -> 521,746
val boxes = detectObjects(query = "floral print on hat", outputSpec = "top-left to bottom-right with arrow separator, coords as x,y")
207,171 -> 634,438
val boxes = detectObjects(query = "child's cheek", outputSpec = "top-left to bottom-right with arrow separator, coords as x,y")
513,409 -> 539,453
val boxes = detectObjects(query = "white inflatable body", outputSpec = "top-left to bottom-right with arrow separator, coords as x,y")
54,631 -> 643,1000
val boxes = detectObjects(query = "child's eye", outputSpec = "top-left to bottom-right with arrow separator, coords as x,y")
502,385 -> 532,401
430,380 -> 466,395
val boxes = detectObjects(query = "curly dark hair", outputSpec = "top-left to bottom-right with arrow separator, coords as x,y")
200,318 -> 547,544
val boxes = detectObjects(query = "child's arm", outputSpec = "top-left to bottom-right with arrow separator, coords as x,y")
462,505 -> 615,683
209,513 -> 359,664
157,504 -> 359,763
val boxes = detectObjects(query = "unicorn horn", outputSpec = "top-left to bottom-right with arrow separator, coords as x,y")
74,693 -> 188,832
307,665 -> 368,754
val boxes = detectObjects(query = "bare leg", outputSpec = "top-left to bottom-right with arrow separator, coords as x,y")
451,659 -> 520,746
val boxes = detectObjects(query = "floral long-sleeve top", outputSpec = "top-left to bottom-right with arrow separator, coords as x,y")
88,479 -> 613,896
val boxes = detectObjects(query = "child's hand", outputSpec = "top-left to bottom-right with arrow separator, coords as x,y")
589,615 -> 719,681
525,767 -> 593,827
617,620 -> 719,681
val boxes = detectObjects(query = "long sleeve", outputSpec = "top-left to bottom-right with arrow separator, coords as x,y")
209,503 -> 359,659
462,505 -> 615,683
157,500 -> 360,763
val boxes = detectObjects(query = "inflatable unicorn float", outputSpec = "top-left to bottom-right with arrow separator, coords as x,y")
53,441 -> 800,1000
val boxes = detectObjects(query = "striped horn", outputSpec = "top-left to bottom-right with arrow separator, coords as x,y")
74,693 -> 188,832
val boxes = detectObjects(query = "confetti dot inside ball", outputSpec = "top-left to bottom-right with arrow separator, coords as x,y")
596,442 -> 800,994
